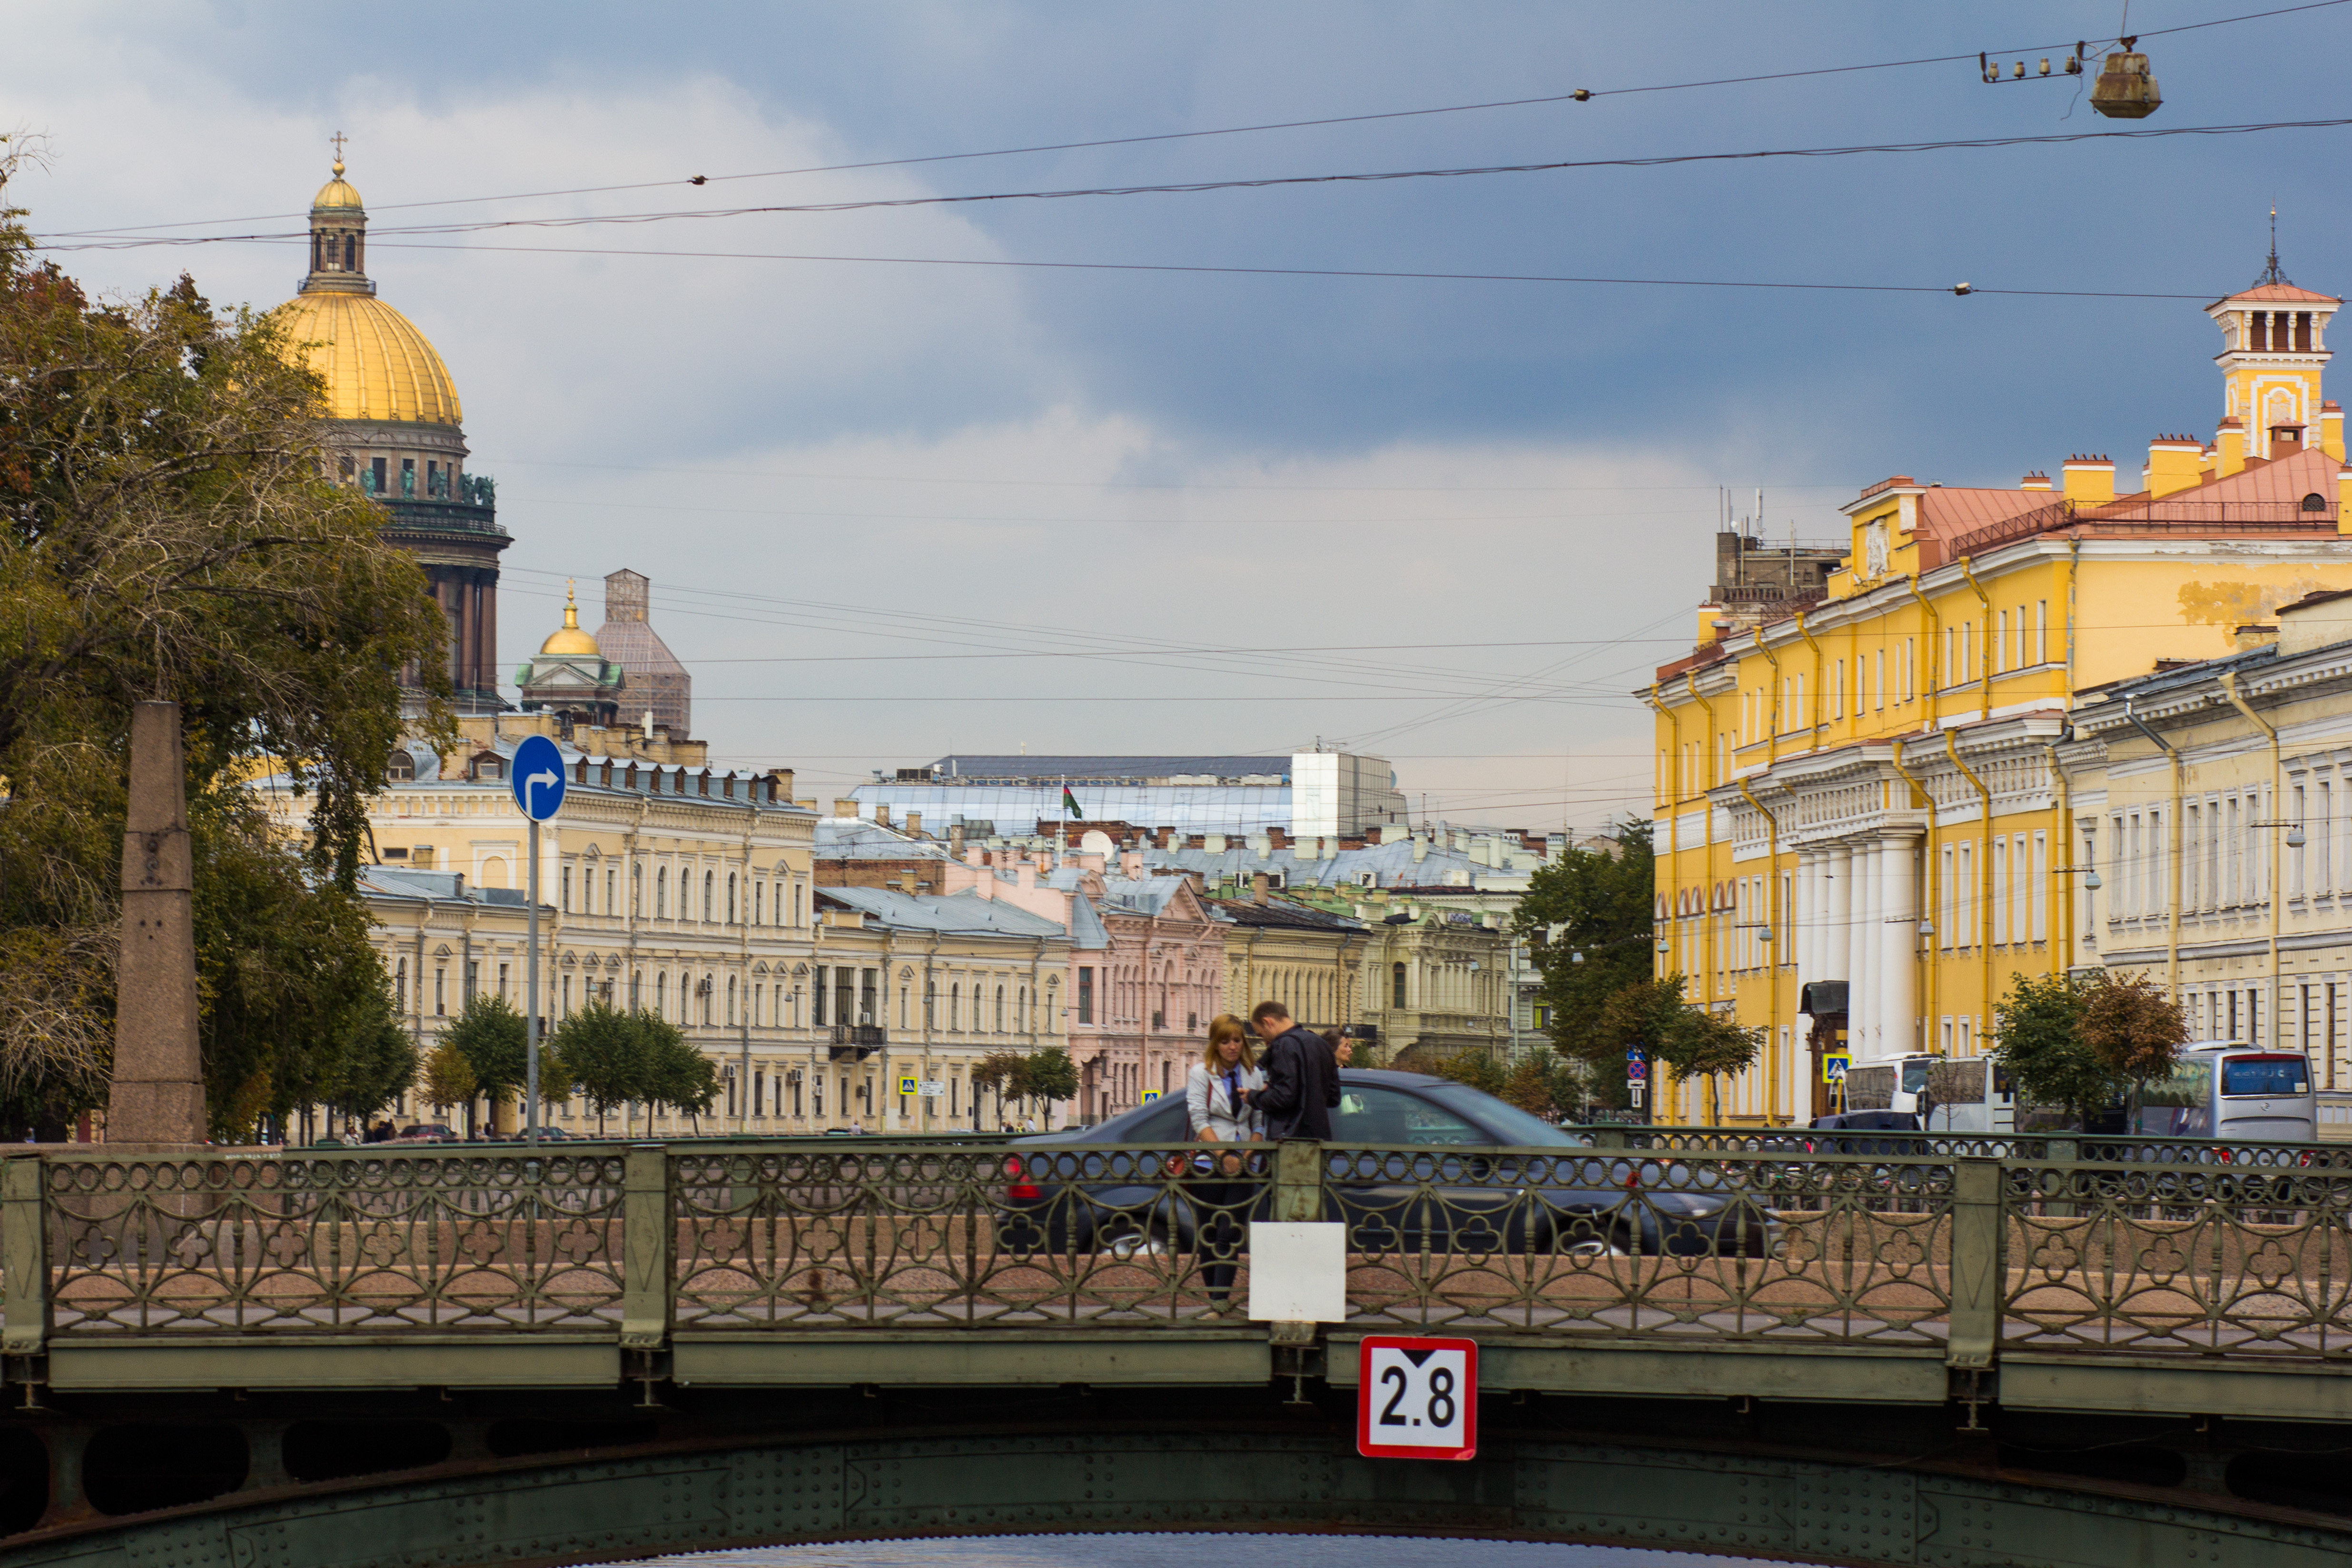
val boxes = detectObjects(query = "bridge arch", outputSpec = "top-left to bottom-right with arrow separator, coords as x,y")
10,1415 -> 2352,1568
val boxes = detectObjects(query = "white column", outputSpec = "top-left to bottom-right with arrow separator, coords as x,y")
1878,833 -> 1919,1060
1825,845 -> 1853,983
1795,850 -> 1821,993
1848,838 -> 1877,1057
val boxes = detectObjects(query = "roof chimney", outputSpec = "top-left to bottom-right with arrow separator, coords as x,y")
874,803 -> 892,828
906,810 -> 923,840
1251,872 -> 1270,905
832,798 -> 860,819
2061,455 -> 2115,506
2019,471 -> 2052,491
2146,435 -> 2203,499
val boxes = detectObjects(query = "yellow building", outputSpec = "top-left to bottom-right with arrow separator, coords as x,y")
1648,268 -> 2352,1124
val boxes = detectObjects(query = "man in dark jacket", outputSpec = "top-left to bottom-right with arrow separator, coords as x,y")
1248,1001 -> 1340,1140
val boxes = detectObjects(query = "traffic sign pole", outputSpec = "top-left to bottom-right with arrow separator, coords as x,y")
508,734 -> 568,1150
526,817 -> 540,1147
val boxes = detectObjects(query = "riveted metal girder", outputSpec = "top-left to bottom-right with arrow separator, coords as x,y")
9,1429 -> 2352,1568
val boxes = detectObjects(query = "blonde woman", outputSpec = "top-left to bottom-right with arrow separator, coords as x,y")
1186,1014 -> 1264,1306
1186,1015 -> 1266,1143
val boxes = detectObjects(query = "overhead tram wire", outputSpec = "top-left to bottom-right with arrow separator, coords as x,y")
44,113 -> 2352,255
43,0 -> 2352,238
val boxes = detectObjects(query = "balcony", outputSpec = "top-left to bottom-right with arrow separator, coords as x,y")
829,1023 -> 886,1060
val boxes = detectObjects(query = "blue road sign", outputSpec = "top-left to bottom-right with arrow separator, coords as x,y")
511,734 -> 567,822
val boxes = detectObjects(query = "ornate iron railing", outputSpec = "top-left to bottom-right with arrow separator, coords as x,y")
3,1136 -> 2350,1366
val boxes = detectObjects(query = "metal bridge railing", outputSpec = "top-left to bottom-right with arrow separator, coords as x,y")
6,1136 -> 2352,1368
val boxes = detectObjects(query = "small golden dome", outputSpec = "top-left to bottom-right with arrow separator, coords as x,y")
539,584 -> 602,657
273,290 -> 462,425
313,159 -> 364,211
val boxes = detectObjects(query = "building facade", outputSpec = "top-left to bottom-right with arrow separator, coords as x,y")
2058,589 -> 2352,1135
1207,891 -> 1369,1036
1648,266 -> 2352,1124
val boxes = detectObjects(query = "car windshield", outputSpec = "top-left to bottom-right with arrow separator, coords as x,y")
2221,1055 -> 2310,1097
1422,1084 -> 1585,1146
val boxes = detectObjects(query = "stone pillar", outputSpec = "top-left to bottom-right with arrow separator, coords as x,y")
1848,838 -> 1877,1058
107,701 -> 207,1144
1824,844 -> 1852,983
1796,850 -> 1823,992
1878,833 -> 1920,1060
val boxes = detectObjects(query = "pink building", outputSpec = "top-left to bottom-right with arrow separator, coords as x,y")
940,847 -> 1225,1124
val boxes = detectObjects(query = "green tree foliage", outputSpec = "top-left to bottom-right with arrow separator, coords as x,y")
642,1014 -> 719,1125
1433,1048 -> 1508,1098
1514,819 -> 1655,1105
2079,971 -> 2189,1124
443,992 -> 527,1110
548,1001 -> 639,1134
419,1042 -> 476,1117
313,978 -> 418,1123
0,143 -> 451,1136
1595,975 -> 1759,1125
972,1046 -> 1078,1123
1992,972 -> 2110,1126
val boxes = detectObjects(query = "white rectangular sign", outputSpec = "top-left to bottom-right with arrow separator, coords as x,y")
1245,1222 -> 1346,1323
1357,1335 -> 1478,1460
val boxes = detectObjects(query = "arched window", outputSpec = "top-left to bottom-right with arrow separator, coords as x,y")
655,868 -> 668,918
702,974 -> 713,1026
1018,986 -> 1028,1032
727,975 -> 737,1026
728,874 -> 739,924
703,871 -> 715,922
655,973 -> 667,1016
950,983 -> 961,1031
2305,492 -> 2330,513
1392,963 -> 1408,1009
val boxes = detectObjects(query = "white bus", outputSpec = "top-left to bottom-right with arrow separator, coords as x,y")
1844,1054 -> 2016,1134
2136,1041 -> 2316,1143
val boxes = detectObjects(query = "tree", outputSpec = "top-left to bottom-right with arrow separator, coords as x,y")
1993,972 -> 2110,1127
1513,819 -> 1655,1104
1434,1049 -> 1508,1098
0,143 -> 451,1134
974,1046 -> 1076,1126
549,1001 -> 641,1134
420,1042 -> 475,1119
2079,971 -> 2188,1128
443,993 -> 527,1131
1652,1007 -> 1764,1126
313,979 -> 419,1128
641,1014 -> 718,1128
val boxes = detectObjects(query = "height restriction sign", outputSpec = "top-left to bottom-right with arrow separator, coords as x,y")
1357,1335 -> 1477,1460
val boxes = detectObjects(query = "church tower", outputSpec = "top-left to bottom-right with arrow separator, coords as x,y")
273,147 -> 511,713
2206,222 -> 2344,469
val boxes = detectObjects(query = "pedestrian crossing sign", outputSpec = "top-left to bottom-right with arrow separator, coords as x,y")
1821,1053 -> 1850,1084
1141,1090 -> 1161,1103
898,1075 -> 919,1096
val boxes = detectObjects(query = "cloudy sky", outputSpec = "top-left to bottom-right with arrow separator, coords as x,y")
12,3 -> 2351,829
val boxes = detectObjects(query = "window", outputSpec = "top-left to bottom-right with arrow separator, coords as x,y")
2031,831 -> 2048,941
1077,967 -> 1094,1024
1996,610 -> 2008,673
2034,600 -> 2048,665
605,868 -> 616,915
435,967 -> 446,1015
654,867 -> 665,918
727,975 -> 737,1027
655,973 -> 667,1017
395,957 -> 408,1012
728,874 -> 739,924
561,867 -> 573,912
1833,660 -> 1844,718
996,985 -> 1006,1033
703,871 -> 715,922
1991,838 -> 2009,945
1393,963 -> 1409,1009
1957,842 -> 1975,946
754,881 -> 763,926
950,983 -> 961,1032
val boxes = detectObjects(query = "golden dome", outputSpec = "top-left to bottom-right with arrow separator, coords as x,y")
539,584 -> 602,657
313,159 -> 364,211
273,289 -> 462,425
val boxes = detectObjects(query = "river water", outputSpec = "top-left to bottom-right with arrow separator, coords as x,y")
607,1537 -> 1786,1568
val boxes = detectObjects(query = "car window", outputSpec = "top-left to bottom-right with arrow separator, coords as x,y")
1423,1084 -> 1581,1145
1115,1099 -> 1190,1140
1332,1085 -> 1482,1145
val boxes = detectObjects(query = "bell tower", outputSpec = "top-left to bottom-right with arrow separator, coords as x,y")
2207,217 -> 2342,465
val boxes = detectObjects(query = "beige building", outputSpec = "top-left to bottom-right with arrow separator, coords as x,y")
2059,588 -> 2352,1136
1207,889 -> 1370,1035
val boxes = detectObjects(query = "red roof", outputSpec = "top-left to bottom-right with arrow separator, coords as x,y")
1915,487 -> 2061,542
2089,442 -> 2348,510
2211,282 -> 2340,307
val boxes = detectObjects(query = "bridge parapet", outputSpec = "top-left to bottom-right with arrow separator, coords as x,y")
4,1133 -> 2351,1408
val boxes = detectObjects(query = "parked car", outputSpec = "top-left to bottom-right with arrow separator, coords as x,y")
997,1068 -> 1776,1260
387,1123 -> 460,1144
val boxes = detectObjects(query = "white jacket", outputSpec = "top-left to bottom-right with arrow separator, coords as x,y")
1186,1061 -> 1266,1142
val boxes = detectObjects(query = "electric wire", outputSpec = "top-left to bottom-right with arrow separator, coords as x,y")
42,0 -> 2352,237
41,113 -> 2352,254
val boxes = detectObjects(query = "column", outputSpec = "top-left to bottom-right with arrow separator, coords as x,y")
1848,839 -> 1877,1058
1878,833 -> 1919,1060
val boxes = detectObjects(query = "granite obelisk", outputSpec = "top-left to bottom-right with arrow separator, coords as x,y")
106,701 -> 206,1143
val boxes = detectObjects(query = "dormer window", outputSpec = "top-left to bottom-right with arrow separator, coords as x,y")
469,751 -> 504,781
2303,493 -> 2329,512
386,750 -> 416,782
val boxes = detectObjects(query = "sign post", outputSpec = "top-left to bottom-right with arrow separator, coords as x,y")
1357,1335 -> 1478,1460
510,735 -> 568,1147
1627,1047 -> 1647,1115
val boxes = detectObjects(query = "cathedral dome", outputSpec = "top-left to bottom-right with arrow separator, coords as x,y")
539,585 -> 602,656
274,291 -> 463,425
312,160 -> 364,211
